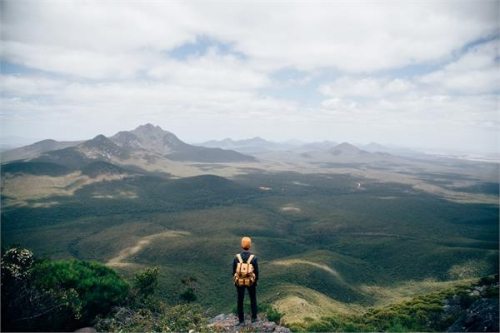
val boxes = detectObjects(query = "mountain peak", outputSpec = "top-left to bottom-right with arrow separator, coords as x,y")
331,142 -> 367,156
83,134 -> 115,147
335,142 -> 360,150
134,123 -> 164,133
80,135 -> 128,159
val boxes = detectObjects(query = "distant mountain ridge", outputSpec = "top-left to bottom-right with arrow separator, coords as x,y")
1,124 -> 256,177
1,139 -> 82,162
199,136 -> 292,153
330,142 -> 369,156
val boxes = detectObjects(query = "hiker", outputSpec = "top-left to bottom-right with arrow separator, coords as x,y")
232,236 -> 259,325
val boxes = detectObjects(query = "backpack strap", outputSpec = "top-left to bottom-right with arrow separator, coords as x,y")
236,254 -> 243,263
247,254 -> 255,264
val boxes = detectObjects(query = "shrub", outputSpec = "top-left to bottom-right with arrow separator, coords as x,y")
133,267 -> 159,300
266,306 -> 283,324
180,276 -> 198,303
180,288 -> 197,302
1,248 -> 129,331
33,259 -> 130,325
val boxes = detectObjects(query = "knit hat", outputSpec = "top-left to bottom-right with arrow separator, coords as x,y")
241,236 -> 252,250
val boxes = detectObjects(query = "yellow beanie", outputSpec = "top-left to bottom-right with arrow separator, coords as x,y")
241,236 -> 252,250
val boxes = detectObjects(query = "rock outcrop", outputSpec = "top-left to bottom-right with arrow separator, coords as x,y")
208,314 -> 291,333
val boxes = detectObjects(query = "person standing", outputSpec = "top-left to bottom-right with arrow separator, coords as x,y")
232,236 -> 259,325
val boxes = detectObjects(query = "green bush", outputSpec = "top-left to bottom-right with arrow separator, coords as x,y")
180,287 -> 197,302
266,306 -> 283,324
34,259 -> 130,324
1,248 -> 129,331
133,267 -> 159,300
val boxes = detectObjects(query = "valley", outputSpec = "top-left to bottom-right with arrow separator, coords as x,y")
1,124 -> 498,325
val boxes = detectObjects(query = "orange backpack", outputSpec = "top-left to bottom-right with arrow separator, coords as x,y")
234,253 -> 256,287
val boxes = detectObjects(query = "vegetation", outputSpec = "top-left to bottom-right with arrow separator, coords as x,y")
133,266 -> 159,301
1,247 -> 129,331
261,304 -> 284,324
2,170 -> 498,327
1,247 -> 213,332
1,161 -> 72,176
289,275 -> 499,332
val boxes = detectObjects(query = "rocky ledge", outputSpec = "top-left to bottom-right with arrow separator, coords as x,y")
208,314 -> 291,333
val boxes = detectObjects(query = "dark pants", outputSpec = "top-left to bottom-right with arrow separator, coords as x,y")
236,285 -> 257,322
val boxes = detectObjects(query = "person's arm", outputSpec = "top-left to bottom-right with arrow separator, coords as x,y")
253,256 -> 259,282
232,257 -> 237,276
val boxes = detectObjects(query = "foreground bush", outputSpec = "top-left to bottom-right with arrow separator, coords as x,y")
34,259 -> 130,325
1,247 -> 129,332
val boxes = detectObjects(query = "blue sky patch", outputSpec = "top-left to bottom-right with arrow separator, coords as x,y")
168,35 -> 246,60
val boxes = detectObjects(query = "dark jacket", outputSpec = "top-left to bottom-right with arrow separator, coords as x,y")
232,250 -> 259,282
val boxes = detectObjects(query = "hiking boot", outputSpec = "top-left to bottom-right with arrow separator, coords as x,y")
236,321 -> 245,327
251,318 -> 258,323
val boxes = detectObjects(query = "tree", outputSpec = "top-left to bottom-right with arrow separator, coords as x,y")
1,247 -> 129,331
133,266 -> 159,300
180,276 -> 198,303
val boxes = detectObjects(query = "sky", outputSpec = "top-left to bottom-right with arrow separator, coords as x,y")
1,0 -> 499,153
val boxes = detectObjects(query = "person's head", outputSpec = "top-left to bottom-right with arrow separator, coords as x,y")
241,236 -> 252,250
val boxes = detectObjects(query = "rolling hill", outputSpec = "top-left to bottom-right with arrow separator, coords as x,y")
1,139 -> 82,163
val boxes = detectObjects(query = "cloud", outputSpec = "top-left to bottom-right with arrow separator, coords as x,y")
419,41 -> 499,94
317,40 -> 499,149
147,49 -> 270,90
1,0 -> 498,153
2,1 -> 498,76
320,77 -> 414,99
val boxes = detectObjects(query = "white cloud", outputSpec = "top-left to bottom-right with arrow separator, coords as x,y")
317,40 -> 499,151
1,74 -> 64,96
2,1 -> 498,76
320,77 -> 415,99
419,41 -> 499,94
147,50 -> 270,90
1,1 -> 498,153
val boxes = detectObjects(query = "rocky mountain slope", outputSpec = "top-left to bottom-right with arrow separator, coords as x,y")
1,124 -> 256,174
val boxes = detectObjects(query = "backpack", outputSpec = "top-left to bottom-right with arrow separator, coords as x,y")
233,253 -> 256,287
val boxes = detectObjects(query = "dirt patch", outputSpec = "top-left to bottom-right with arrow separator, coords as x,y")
106,230 -> 191,267
281,205 -> 301,212
272,259 -> 344,283
92,190 -> 138,199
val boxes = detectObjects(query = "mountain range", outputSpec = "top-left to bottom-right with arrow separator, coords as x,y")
1,124 -> 410,179
1,124 -> 256,175
198,137 -> 422,157
198,137 -> 299,153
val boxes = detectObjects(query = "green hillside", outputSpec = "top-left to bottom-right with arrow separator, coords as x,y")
1,170 -> 498,325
